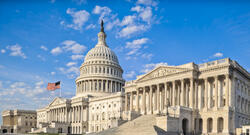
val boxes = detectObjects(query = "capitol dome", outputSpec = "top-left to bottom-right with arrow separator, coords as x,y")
75,20 -> 125,97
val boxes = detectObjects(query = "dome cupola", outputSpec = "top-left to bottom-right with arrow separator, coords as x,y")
75,20 -> 125,97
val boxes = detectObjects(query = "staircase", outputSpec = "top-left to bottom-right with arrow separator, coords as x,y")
92,115 -> 168,135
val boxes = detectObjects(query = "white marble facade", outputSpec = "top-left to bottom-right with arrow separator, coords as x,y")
36,21 -> 125,134
124,58 -> 250,135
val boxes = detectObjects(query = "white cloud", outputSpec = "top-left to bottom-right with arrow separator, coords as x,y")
51,40 -> 86,56
72,0 -> 86,5
106,19 -> 120,30
6,44 -> 27,59
213,52 -> 223,58
40,45 -> 48,51
119,25 -> 146,38
86,24 -> 96,30
141,62 -> 168,73
0,65 -> 4,69
37,55 -> 46,61
71,54 -> 84,60
50,47 -> 63,55
62,40 -> 86,54
51,72 -> 56,75
141,53 -> 153,60
121,15 -> 136,26
139,7 -> 152,23
35,81 -> 44,86
125,71 -> 136,79
1,49 -> 6,53
58,66 -> 79,79
125,38 -> 148,55
50,0 -> 56,3
92,5 -> 112,21
136,0 -> 158,6
66,62 -> 77,67
64,8 -> 90,30
131,5 -> 143,12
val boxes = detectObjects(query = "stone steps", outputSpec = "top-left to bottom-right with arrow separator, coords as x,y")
91,115 -> 168,135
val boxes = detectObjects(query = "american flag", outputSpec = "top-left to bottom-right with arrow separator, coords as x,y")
47,81 -> 60,91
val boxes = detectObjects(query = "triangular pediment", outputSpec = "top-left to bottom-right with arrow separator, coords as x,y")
137,66 -> 190,82
49,97 -> 67,107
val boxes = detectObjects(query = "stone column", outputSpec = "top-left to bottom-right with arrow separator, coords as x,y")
202,118 -> 207,134
186,83 -> 189,107
214,76 -> 218,109
130,92 -> 133,111
225,74 -> 229,107
101,80 -> 104,92
157,84 -> 160,112
212,117 -> 218,133
142,87 -> 146,114
89,80 -> 92,92
164,83 -> 168,111
190,78 -> 194,108
181,79 -> 185,106
150,86 -> 153,114
204,78 -> 208,110
172,81 -> 176,106
125,93 -> 128,111
111,81 -> 113,92
106,80 -> 108,92
195,80 -> 198,109
136,89 -> 139,112
114,82 -> 117,92
177,83 -> 180,105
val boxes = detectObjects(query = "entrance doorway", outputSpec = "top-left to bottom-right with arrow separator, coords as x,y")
2,129 -> 7,133
182,118 -> 188,135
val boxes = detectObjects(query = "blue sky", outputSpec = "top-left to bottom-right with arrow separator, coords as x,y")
0,0 -> 250,123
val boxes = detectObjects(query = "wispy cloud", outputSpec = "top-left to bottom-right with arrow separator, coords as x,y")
213,52 -> 223,58
6,44 -> 27,59
51,47 -> 63,55
124,71 -> 136,79
1,49 -> 6,54
61,8 -> 90,30
140,62 -> 168,73
40,45 -> 48,51
51,40 -> 87,55
71,54 -> 84,60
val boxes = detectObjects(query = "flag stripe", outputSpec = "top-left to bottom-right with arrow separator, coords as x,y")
47,81 -> 60,91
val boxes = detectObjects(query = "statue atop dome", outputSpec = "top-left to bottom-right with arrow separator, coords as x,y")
101,19 -> 104,32
97,19 -> 107,47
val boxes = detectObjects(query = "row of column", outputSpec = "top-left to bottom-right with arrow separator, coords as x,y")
76,80 -> 123,93
82,66 -> 122,78
125,75 -> 231,114
47,105 -> 88,123
48,107 -> 68,122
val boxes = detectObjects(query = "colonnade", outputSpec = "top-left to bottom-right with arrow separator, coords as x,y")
47,105 -> 88,123
125,75 -> 231,114
235,78 -> 250,114
76,79 -> 123,94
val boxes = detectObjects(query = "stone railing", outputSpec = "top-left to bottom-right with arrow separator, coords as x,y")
125,80 -> 136,86
198,58 -> 231,69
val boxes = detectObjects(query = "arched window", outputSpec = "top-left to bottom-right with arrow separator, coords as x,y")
207,118 -> 213,133
218,117 -> 223,133
102,112 -> 105,120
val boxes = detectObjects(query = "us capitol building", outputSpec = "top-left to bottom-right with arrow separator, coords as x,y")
28,21 -> 249,135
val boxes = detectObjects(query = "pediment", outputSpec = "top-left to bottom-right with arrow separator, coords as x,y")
49,97 -> 67,107
137,66 -> 190,82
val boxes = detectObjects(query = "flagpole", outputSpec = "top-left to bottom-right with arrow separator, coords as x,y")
60,85 -> 62,97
